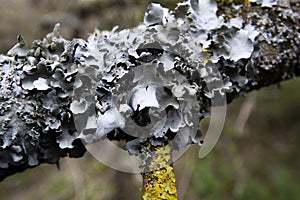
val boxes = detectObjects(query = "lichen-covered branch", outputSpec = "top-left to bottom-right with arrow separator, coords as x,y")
0,0 -> 299,183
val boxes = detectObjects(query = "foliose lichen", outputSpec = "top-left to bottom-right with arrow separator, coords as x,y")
0,0 -> 299,175
0,25 -> 85,173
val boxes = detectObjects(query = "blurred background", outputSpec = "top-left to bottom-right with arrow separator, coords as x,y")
0,0 -> 299,199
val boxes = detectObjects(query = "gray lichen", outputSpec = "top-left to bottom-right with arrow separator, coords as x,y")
0,0 -> 299,180
0,24 -> 85,176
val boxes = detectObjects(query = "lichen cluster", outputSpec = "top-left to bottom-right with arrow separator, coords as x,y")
0,0 -> 299,180
215,0 -> 300,102
0,26 -> 85,172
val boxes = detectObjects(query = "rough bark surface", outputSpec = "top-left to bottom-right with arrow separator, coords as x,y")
0,0 -> 299,182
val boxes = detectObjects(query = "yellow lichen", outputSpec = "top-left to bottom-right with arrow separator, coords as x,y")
204,55 -> 211,64
202,48 -> 213,64
142,145 -> 178,200
202,48 -> 213,53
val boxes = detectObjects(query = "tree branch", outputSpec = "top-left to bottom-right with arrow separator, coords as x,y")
0,0 -> 299,182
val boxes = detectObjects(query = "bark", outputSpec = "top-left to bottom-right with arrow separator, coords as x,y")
0,0 -> 299,183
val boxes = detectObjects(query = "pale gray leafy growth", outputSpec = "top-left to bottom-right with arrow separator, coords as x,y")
0,0 -> 299,173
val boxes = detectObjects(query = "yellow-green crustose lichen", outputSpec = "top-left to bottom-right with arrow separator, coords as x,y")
142,145 -> 177,200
